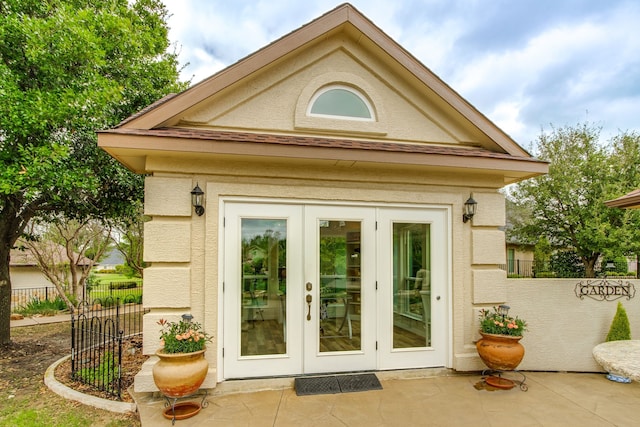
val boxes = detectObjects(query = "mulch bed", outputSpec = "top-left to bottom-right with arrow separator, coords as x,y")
55,335 -> 148,403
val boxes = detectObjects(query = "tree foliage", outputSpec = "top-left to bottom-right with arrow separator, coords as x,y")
0,0 -> 187,344
508,123 -> 640,277
113,207 -> 147,278
23,219 -> 113,309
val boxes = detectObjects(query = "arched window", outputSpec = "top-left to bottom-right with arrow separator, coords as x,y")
308,85 -> 374,121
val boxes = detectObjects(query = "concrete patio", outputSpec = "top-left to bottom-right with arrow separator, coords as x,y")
132,370 -> 640,426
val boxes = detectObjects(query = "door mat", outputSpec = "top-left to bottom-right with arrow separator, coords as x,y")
295,373 -> 382,396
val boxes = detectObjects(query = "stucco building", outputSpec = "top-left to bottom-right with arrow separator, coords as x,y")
98,4 -> 547,390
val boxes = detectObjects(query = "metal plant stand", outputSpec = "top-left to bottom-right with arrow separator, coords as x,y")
163,389 -> 209,425
481,369 -> 528,391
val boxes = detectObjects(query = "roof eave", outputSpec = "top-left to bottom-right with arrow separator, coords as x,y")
605,190 -> 640,209
98,131 -> 548,183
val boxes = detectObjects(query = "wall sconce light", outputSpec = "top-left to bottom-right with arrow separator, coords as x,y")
497,304 -> 510,321
182,313 -> 194,323
191,184 -> 205,216
463,196 -> 477,223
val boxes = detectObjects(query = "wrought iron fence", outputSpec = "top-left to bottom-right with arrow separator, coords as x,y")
502,260 -> 537,278
10,286 -> 60,311
71,296 -> 148,399
88,281 -> 142,303
500,259 -> 636,278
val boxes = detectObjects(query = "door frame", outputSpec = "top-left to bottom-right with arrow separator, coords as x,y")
218,197 -> 452,381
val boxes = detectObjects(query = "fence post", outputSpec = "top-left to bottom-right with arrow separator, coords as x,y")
117,331 -> 123,398
70,312 -> 76,373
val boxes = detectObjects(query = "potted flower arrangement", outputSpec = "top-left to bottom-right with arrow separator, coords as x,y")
477,305 -> 528,371
152,314 -> 212,400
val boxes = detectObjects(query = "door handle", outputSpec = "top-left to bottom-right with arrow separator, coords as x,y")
306,294 -> 312,320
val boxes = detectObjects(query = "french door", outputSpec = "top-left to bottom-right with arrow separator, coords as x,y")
222,202 -> 448,379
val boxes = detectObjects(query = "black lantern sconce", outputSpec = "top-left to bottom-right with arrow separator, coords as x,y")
182,313 -> 194,323
463,196 -> 477,223
497,304 -> 510,321
191,184 -> 205,216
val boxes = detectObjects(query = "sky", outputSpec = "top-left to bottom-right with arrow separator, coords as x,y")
163,0 -> 640,149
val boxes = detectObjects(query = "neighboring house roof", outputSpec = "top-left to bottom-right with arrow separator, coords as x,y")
9,247 -> 38,267
605,189 -> 640,209
98,3 -> 548,184
100,248 -> 125,266
10,241 -> 92,267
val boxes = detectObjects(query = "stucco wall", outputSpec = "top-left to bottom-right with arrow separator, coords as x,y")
10,267 -> 52,289
183,36 -> 489,145
499,279 -> 640,373
139,167 -> 507,384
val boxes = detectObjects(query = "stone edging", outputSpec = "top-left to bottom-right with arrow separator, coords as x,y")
44,355 -> 137,414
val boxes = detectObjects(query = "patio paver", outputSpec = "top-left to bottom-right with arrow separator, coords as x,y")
133,371 -> 640,426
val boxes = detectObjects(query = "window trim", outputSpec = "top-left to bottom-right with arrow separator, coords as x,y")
307,85 -> 376,121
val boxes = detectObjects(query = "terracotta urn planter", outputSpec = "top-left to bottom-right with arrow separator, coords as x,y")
476,332 -> 525,371
152,348 -> 208,398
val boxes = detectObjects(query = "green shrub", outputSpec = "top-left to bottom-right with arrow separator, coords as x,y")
606,271 -> 633,278
14,296 -> 67,316
122,294 -> 143,304
85,273 -> 98,294
109,281 -> 138,290
535,271 -> 556,278
76,351 -> 118,385
606,302 -> 632,342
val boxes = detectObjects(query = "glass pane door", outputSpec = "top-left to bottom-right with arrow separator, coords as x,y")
304,205 -> 376,374
318,220 -> 361,352
240,219 -> 287,356
377,207 -> 449,370
392,223 -> 431,348
223,203 -> 303,379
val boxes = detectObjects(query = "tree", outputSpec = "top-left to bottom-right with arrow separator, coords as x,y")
0,0 -> 187,344
509,123 -> 640,278
113,208 -> 147,278
23,219 -> 112,308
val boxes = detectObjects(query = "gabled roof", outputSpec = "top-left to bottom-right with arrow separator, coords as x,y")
99,3 -> 548,183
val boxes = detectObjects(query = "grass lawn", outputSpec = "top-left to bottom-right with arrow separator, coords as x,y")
1,323 -> 139,427
89,273 -> 142,303
92,273 -> 142,286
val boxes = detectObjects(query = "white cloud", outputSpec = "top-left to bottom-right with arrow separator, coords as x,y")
163,0 -> 640,146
